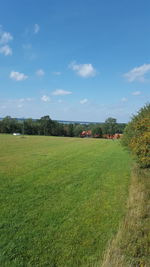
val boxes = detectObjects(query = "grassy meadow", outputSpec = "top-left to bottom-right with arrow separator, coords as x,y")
0,135 -> 132,266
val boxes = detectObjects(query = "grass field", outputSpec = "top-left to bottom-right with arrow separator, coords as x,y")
0,135 -> 132,266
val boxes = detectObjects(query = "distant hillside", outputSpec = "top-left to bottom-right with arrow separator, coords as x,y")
0,117 -> 126,125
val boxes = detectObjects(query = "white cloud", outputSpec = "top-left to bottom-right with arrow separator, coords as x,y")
41,95 -> 50,102
10,71 -> 28,81
124,64 -> 150,82
34,24 -> 40,34
0,45 -> 12,56
0,27 -> 13,56
52,71 -> 61,76
36,69 -> 45,76
132,91 -> 141,96
69,61 -> 96,78
0,31 -> 13,44
80,98 -> 88,104
58,99 -> 63,103
121,97 -> 128,102
52,89 -> 72,96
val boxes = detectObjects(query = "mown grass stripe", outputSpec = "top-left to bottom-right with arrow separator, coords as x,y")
0,135 -> 132,266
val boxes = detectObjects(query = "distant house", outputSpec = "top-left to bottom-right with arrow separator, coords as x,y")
103,133 -> 122,139
80,131 -> 123,139
113,133 -> 123,139
80,130 -> 92,138
103,134 -> 113,139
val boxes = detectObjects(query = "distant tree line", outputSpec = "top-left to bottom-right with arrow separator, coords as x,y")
0,115 -> 126,137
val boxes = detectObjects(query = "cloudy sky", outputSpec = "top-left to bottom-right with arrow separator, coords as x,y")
0,0 -> 150,122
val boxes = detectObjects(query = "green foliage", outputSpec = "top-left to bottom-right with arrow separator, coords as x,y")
73,124 -> 85,136
115,123 -> 126,134
39,115 -> 53,135
0,135 -> 132,266
0,116 -> 21,133
0,116 -> 66,137
103,117 -> 117,135
122,103 -> 150,168
0,116 -> 126,138
91,126 -> 103,137
67,123 -> 74,137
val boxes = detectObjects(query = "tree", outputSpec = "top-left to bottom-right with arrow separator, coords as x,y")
24,118 -> 35,135
73,125 -> 85,137
104,117 -> 117,135
91,126 -> 103,137
39,115 -> 53,135
116,123 -> 126,133
0,116 -> 20,133
67,124 -> 74,137
51,121 -> 65,136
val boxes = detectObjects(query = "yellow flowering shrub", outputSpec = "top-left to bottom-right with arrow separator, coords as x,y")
122,104 -> 150,168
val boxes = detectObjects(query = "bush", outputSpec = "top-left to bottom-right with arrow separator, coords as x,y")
122,103 -> 150,168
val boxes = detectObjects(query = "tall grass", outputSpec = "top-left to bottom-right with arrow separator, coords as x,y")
101,165 -> 150,267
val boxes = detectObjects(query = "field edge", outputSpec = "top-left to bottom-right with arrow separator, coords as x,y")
100,165 -> 150,267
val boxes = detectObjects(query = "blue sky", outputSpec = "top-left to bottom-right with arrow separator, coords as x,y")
0,0 -> 150,122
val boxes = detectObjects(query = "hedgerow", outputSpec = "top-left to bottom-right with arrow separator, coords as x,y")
122,103 -> 150,168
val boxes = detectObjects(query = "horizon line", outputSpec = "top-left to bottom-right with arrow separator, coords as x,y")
0,117 -> 127,125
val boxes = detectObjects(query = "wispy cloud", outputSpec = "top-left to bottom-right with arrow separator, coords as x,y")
132,91 -> 141,96
69,61 -> 96,78
52,89 -> 72,96
0,45 -> 12,56
10,71 -> 28,81
19,98 -> 25,102
26,98 -> 32,101
22,44 -> 32,50
22,43 -> 37,61
0,105 -> 6,109
36,69 -> 45,76
34,24 -> 40,34
52,71 -> 61,76
41,95 -> 50,102
0,27 -> 13,56
121,97 -> 128,102
80,98 -> 88,104
19,98 -> 32,102
18,104 -> 23,108
124,64 -> 150,82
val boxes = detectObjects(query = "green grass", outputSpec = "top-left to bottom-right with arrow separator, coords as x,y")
0,135 -> 132,266
101,166 -> 150,267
